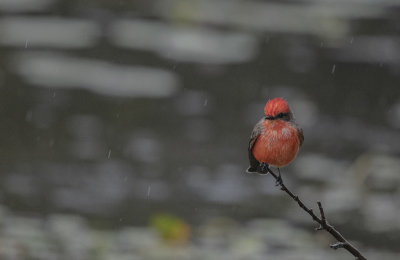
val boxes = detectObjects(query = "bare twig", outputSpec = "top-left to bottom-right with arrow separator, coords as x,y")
315,201 -> 325,231
317,201 -> 326,223
331,242 -> 347,250
261,165 -> 367,260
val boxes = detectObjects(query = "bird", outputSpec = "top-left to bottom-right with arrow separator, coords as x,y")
247,97 -> 304,184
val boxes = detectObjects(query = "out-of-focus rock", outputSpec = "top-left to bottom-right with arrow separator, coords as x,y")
197,217 -> 238,248
362,194 -> 400,232
47,214 -> 92,260
350,152 -> 400,192
294,153 -> 349,185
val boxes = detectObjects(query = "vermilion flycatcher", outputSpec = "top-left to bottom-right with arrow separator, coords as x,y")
247,98 -> 304,182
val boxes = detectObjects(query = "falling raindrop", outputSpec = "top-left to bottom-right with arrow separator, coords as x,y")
147,185 -> 151,199
107,149 -> 111,159
331,64 -> 336,74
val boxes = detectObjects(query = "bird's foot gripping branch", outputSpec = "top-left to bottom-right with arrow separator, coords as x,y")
261,166 -> 367,260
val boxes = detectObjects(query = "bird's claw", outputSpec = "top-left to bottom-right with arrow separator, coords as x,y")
275,168 -> 283,186
275,175 -> 283,186
258,163 -> 269,174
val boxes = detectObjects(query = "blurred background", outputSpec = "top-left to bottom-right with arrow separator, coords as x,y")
0,0 -> 400,259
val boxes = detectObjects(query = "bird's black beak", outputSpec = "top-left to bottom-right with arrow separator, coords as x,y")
265,115 -> 274,120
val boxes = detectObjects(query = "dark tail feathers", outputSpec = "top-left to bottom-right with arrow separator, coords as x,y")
246,166 -> 258,173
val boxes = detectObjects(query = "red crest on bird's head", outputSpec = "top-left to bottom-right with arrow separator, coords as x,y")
264,97 -> 291,117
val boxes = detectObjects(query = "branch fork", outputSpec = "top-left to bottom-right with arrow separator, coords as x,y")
260,165 -> 367,260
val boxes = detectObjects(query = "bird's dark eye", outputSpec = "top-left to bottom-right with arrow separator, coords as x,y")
265,113 -> 289,120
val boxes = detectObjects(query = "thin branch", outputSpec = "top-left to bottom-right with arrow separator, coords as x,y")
315,201 -> 325,231
317,201 -> 326,223
331,242 -> 347,250
261,165 -> 367,260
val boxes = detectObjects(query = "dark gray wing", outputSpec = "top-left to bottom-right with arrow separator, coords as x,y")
247,119 -> 264,173
297,127 -> 304,147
